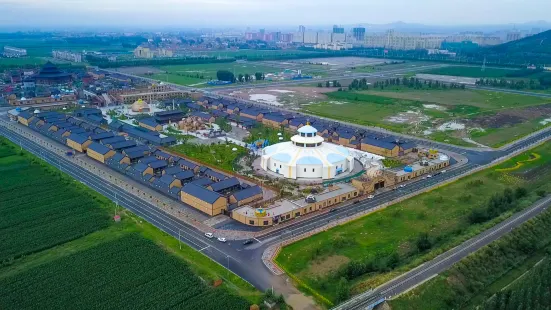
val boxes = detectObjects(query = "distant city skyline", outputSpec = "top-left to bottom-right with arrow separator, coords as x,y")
1,0 -> 550,28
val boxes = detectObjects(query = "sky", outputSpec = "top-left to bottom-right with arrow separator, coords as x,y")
1,0 -> 550,29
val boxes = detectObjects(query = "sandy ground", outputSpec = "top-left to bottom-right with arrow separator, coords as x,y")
222,86 -> 335,108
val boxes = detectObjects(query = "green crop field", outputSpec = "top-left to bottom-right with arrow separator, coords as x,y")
0,141 -> 110,263
276,142 -> 551,306
0,137 -> 259,308
0,38 -> 130,58
423,66 -> 519,78
170,142 -> 247,172
0,234 -> 250,310
304,87 -> 551,147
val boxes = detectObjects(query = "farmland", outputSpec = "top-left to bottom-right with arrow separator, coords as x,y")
302,87 -> 551,147
275,142 -> 551,306
422,66 -> 519,78
0,234 -> 250,310
0,139 -> 110,263
0,138 -> 257,308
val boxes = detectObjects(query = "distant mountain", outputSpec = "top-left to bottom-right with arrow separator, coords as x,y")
486,29 -> 551,55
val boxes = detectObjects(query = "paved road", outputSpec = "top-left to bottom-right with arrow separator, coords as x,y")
0,123 -> 276,291
334,194 -> 551,310
1,96 -> 551,307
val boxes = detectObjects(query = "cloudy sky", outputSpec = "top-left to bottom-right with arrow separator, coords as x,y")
0,0 -> 549,28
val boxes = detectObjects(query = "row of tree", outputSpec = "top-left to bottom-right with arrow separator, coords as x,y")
468,187 -> 528,224
481,256 -> 551,310
216,70 -> 265,83
476,76 -> 551,90
346,77 -> 467,91
316,80 -> 342,88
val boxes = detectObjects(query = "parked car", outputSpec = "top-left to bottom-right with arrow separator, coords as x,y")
204,232 -> 213,239
329,208 -> 337,212
243,239 -> 254,245
217,237 -> 227,243
368,195 -> 375,199
441,170 -> 447,173
427,174 -> 433,178
399,184 -> 406,188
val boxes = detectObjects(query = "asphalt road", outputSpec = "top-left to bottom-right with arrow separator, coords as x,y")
334,194 -> 551,310
1,99 -> 550,307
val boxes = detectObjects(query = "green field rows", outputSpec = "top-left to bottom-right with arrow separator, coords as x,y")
0,143 -> 110,264
0,137 -> 257,308
0,234 -> 249,310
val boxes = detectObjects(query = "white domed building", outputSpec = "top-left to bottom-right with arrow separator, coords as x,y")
260,124 -> 355,180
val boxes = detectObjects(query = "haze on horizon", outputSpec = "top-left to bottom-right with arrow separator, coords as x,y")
0,0 -> 550,28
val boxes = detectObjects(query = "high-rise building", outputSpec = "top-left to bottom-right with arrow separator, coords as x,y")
298,25 -> 306,33
506,31 -> 521,42
352,27 -> 366,41
333,25 -> 345,34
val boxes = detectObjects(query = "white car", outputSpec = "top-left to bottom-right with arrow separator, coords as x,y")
399,184 -> 406,188
368,195 -> 375,199
427,175 -> 432,178
205,233 -> 214,239
441,170 -> 447,173
217,237 -> 227,243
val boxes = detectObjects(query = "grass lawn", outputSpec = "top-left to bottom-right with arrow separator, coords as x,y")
303,88 -> 551,147
471,118 -> 551,147
366,87 -> 550,110
423,66 -> 519,78
275,141 -> 551,306
244,124 -> 293,145
0,137 -> 260,308
170,142 -> 247,172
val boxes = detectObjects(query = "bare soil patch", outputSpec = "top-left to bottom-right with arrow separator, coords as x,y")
306,255 -> 350,277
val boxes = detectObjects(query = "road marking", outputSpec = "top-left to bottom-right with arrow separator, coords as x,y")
253,238 -> 262,243
199,246 -> 210,252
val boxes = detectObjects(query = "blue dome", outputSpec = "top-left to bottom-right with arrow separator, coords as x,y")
327,153 -> 346,163
336,146 -> 349,155
272,153 -> 291,163
297,125 -> 317,134
296,156 -> 323,165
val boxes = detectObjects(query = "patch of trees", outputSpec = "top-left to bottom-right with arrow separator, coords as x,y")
413,207 -> 551,309
215,118 -> 232,133
469,187 -> 528,224
481,256 -> 551,310
348,78 -> 369,90
475,77 -> 551,90
216,70 -> 235,82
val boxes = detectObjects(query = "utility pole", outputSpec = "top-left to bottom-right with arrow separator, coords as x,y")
178,229 -> 181,249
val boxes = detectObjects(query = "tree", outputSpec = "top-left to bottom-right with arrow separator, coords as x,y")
217,70 -> 234,82
318,82 -> 323,88
335,277 -> 350,302
238,73 -> 244,82
326,81 -> 331,87
254,72 -> 263,81
416,232 -> 432,252
244,73 -> 250,82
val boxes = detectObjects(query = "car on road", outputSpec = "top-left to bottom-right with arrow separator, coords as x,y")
368,195 -> 375,199
427,174 -> 433,178
243,239 -> 254,245
205,232 -> 213,239
217,237 -> 227,243
329,208 -> 337,212
441,170 -> 447,173
399,184 -> 406,188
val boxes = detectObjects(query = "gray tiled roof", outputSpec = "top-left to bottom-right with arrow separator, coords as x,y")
231,185 -> 263,201
208,177 -> 240,192
182,183 -> 224,204
88,142 -> 112,155
67,133 -> 89,145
